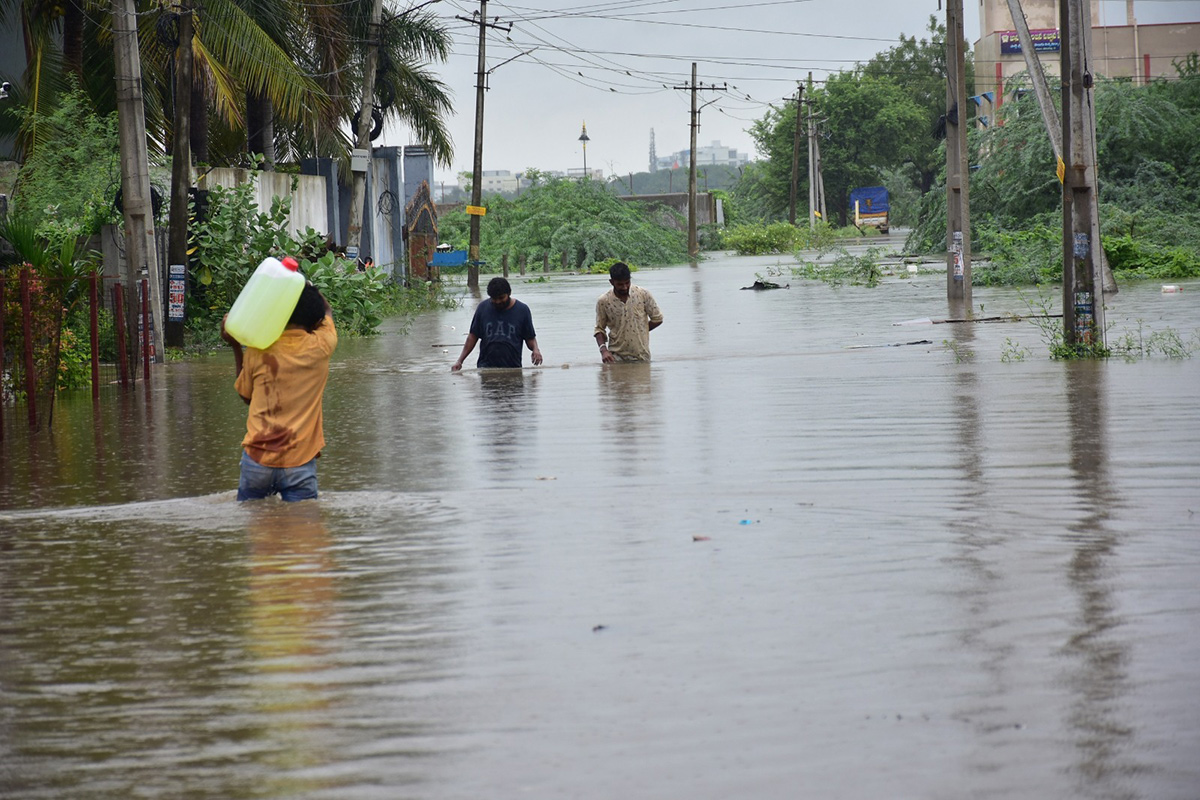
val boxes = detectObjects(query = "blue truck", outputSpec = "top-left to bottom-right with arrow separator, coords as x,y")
849,186 -> 889,234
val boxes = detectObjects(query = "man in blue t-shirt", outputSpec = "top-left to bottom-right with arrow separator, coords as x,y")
451,277 -> 543,370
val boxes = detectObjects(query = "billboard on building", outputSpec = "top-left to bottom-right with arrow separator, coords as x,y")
999,29 -> 1060,54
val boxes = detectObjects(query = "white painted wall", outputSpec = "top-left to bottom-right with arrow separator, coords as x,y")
198,168 -> 329,236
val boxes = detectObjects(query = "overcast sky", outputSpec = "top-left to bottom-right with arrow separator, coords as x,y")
375,0 -> 1200,181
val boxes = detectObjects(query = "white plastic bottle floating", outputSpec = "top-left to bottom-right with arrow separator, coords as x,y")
224,256 -> 306,349
1161,285 -> 1181,294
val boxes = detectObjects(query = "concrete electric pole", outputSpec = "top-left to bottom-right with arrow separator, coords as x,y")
344,0 -> 386,263
1060,0 -> 1106,348
113,0 -> 164,364
788,84 -> 803,226
945,0 -> 972,305
1005,0 -> 1116,293
458,1 -> 510,289
676,63 -> 725,259
805,72 -> 825,228
166,2 -> 193,349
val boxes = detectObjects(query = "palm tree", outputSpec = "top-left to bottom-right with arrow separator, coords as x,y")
273,1 -> 455,166
0,0 -> 454,169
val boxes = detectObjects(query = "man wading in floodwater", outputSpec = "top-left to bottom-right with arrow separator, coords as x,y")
221,284 -> 337,501
452,277 -> 543,370
594,262 -> 663,362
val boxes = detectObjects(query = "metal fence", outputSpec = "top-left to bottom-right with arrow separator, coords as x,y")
0,269 -> 151,437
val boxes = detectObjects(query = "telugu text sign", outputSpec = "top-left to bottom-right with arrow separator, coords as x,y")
999,29 -> 1060,55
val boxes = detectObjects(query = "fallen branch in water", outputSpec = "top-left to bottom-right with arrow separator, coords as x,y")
893,314 -> 1062,326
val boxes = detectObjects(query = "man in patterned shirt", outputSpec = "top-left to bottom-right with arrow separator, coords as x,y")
594,262 -> 663,363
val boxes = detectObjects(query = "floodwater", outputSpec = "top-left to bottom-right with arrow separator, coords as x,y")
2,245 -> 1199,799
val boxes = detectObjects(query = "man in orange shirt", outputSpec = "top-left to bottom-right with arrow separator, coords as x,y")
221,283 -> 337,501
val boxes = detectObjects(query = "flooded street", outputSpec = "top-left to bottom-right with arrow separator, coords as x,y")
2,250 -> 1199,798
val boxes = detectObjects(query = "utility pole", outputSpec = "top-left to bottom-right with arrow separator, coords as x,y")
113,0 -> 164,364
806,73 -> 816,227
345,0 -> 385,263
1060,0 -> 1106,348
945,0 -> 972,305
166,1 -> 193,348
1005,0 -> 1061,156
459,2 -> 510,288
687,62 -> 699,259
805,72 -> 822,228
788,84 -> 803,226
675,63 -> 726,259
814,117 -> 826,222
1005,0 -> 1115,292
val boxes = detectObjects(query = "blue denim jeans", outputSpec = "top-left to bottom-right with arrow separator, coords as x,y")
237,451 -> 319,501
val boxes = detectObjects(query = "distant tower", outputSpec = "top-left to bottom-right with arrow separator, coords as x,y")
649,128 -> 658,173
579,121 -> 590,176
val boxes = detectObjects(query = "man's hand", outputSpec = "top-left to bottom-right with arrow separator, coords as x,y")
531,348 -> 543,366
451,360 -> 464,372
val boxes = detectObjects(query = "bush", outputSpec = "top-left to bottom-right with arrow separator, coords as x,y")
793,246 -> 883,287
11,84 -> 125,241
723,222 -> 802,255
303,253 -> 394,337
1104,234 -> 1200,280
438,176 -> 687,269
186,172 -> 405,343
971,221 -> 1062,286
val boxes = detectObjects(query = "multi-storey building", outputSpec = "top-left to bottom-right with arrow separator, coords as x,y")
656,140 -> 750,171
974,0 -> 1200,120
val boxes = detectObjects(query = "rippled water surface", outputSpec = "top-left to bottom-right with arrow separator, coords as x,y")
2,252 -> 1199,799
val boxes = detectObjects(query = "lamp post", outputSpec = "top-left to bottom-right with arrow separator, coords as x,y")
578,121 -> 590,178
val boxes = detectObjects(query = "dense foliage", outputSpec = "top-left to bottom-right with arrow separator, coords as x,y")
187,172 -> 452,346
0,0 -> 453,170
437,175 -> 688,269
734,18 -> 960,225
908,58 -> 1200,282
0,217 -> 99,415
722,221 -> 848,255
8,86 -> 126,241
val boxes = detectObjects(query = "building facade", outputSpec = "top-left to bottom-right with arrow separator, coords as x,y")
656,140 -> 750,171
974,0 -> 1200,119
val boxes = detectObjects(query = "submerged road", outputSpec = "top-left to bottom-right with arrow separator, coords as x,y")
2,254 -> 1198,798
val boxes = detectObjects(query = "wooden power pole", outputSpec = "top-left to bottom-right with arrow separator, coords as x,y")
1060,0 -> 1106,348
113,0 -> 164,364
166,2 -> 193,348
945,0 -> 972,304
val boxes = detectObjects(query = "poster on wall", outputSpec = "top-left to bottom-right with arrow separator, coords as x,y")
168,264 -> 186,323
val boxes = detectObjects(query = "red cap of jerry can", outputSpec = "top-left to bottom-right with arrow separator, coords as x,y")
282,256 -> 300,271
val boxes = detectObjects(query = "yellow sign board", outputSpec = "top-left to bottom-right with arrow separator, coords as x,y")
1056,156 -> 1065,184
466,205 -> 487,216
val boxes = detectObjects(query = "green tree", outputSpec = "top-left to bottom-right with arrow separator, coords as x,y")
861,17 -> 974,195
812,72 -> 926,225
438,176 -> 687,269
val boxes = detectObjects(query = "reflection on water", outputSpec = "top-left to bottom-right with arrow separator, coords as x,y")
245,502 -> 336,792
597,363 -> 659,476
473,370 -> 541,480
1062,363 -> 1136,797
2,267 -> 1199,799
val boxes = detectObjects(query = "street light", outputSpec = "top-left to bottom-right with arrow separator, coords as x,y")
578,121 -> 590,177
